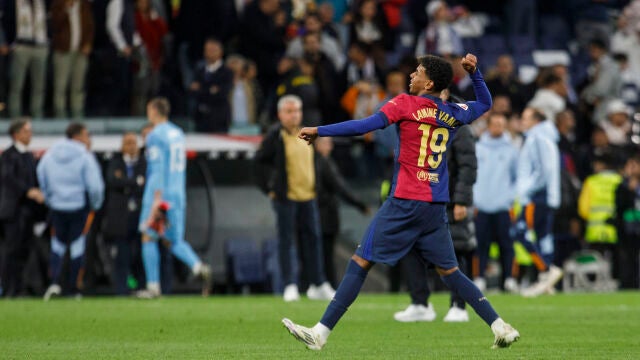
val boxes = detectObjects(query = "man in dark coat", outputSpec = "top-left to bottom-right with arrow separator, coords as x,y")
103,131 -> 146,295
0,119 -> 45,297
189,38 -> 233,133
315,137 -> 369,287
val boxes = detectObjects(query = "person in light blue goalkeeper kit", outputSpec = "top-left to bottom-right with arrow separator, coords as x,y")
37,123 -> 104,300
137,97 -> 211,298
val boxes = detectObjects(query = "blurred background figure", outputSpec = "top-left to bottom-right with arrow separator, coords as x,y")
315,136 -> 369,288
190,38 -> 233,133
38,123 -> 105,300
51,0 -> 94,119
0,119 -> 45,297
103,131 -> 146,295
131,0 -> 168,116
3,0 -> 49,118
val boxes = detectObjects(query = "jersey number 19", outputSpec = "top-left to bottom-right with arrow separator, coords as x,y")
417,123 -> 449,169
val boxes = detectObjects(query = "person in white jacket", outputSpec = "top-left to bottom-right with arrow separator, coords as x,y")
514,108 -> 563,297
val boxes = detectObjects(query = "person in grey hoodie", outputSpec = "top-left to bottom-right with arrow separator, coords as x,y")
514,108 -> 563,297
37,122 -> 104,300
473,113 -> 519,293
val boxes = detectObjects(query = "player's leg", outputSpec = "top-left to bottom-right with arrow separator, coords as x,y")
521,205 -> 562,297
140,235 -> 161,297
283,254 -> 373,350
283,198 -> 417,350
416,204 -> 518,348
515,204 -> 550,272
67,209 -> 92,296
444,250 -> 471,322
394,249 -> 436,322
166,207 -> 211,295
44,211 -> 69,300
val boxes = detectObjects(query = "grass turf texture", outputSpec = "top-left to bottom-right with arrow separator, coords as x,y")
1,292 -> 639,359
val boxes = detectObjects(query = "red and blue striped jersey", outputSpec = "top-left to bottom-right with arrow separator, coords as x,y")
379,93 -> 483,202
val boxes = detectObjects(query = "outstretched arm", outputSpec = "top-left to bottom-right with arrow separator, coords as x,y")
298,112 -> 387,144
458,53 -> 492,122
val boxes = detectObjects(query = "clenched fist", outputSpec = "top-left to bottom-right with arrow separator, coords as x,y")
461,53 -> 478,74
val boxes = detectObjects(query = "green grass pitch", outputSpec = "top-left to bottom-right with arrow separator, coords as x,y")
1,292 -> 639,359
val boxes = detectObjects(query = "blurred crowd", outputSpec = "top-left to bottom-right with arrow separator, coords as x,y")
1,0 -> 640,297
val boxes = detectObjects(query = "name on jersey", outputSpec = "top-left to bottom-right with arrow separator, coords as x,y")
417,170 -> 439,183
412,108 -> 459,127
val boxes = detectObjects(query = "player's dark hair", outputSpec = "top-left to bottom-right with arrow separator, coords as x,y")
417,55 -> 453,93
8,118 -> 30,137
66,122 -> 86,139
148,97 -> 171,117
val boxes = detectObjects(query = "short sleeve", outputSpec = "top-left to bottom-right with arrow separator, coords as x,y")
379,94 -> 410,124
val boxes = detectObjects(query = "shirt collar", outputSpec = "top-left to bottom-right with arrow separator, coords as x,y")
206,60 -> 223,73
14,141 -> 28,153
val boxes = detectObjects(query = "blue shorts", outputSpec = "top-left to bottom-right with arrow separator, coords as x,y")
355,197 -> 458,269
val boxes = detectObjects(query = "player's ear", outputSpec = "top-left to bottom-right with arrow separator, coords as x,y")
424,79 -> 434,91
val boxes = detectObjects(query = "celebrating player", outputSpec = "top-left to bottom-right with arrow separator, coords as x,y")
136,97 -> 211,298
282,54 -> 520,349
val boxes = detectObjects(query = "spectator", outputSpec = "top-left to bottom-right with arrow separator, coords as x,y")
612,53 -> 640,110
527,72 -> 567,122
315,136 -> 369,287
103,132 -> 147,295
473,113 -> 519,293
0,119 -> 45,297
0,15 -> 9,115
106,0 -> 136,115
340,79 -> 386,120
302,32 -> 341,123
286,12 -> 346,71
38,123 -> 105,300
609,14 -> 640,74
600,99 -> 632,146
131,0 -> 168,116
581,38 -> 622,124
415,0 -> 463,57
349,0 -> 390,68
615,155 -> 640,288
226,55 -> 258,128
578,152 -> 623,276
514,108 -> 563,297
51,0 -> 95,119
190,38 -> 233,133
255,95 -> 335,302
553,110 -> 582,269
276,57 -> 323,126
342,41 -> 384,89
2,0 -> 49,118
239,0 -> 287,95
485,55 -> 527,113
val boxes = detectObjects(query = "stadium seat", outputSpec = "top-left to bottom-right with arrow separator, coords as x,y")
508,35 -> 536,56
562,250 -> 618,292
477,34 -> 508,55
539,15 -> 571,50
225,238 -> 266,287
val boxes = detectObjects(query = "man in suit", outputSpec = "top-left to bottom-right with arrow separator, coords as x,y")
189,38 -> 233,133
0,119 -> 45,297
104,131 -> 146,295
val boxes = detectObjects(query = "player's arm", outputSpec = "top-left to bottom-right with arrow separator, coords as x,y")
299,112 -> 388,144
454,53 -> 492,124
